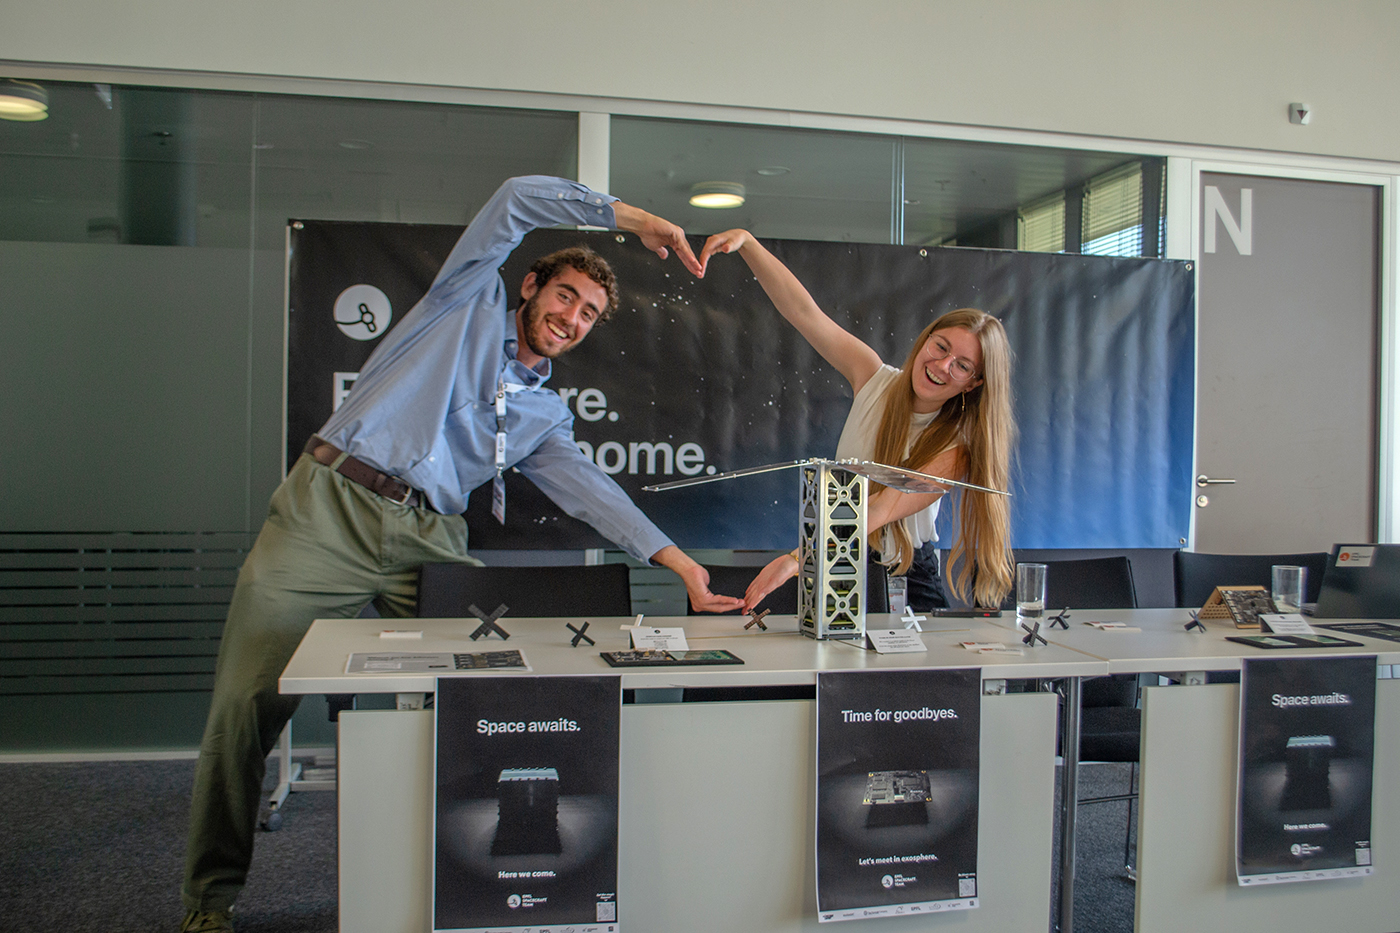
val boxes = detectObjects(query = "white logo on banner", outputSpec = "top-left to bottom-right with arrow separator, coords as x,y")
333,284 -> 392,341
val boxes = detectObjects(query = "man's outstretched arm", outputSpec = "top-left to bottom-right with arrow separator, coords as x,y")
517,431 -> 744,613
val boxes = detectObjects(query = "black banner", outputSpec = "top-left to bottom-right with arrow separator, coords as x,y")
434,675 -> 620,933
288,221 -> 1194,550
815,669 -> 981,920
1237,656 -> 1376,884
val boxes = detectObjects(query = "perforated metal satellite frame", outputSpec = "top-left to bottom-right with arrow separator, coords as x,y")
645,459 -> 1009,641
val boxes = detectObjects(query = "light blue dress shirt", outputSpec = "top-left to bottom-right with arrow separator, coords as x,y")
317,176 -> 674,563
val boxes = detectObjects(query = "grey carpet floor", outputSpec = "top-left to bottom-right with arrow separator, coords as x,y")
0,759 -> 337,933
0,758 -> 1136,933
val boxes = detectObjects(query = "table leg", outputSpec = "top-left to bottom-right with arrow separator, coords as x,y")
1058,676 -> 1082,933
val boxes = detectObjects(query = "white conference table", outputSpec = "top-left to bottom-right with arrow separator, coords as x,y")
281,608 -> 1400,933
281,611 -> 1104,933
1018,607 -> 1400,933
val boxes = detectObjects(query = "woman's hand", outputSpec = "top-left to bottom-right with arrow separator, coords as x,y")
744,551 -> 800,612
698,229 -> 753,275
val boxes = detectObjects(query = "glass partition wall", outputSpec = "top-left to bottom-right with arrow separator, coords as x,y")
0,78 -> 1153,750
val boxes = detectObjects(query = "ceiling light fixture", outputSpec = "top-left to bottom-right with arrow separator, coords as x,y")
689,181 -> 745,209
0,79 -> 49,121
755,166 -> 790,177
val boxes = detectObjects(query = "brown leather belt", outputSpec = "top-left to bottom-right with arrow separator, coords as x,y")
304,437 -> 424,509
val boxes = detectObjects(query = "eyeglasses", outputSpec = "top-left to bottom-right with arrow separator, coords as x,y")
926,335 -> 979,382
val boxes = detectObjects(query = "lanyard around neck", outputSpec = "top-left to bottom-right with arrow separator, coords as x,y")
494,378 -> 531,476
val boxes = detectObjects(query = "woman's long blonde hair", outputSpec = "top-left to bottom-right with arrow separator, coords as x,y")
870,309 -> 1015,607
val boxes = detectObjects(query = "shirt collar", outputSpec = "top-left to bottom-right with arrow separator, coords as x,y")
504,310 -> 552,385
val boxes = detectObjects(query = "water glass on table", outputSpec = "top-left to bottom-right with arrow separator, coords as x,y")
1271,564 -> 1306,614
1016,562 -> 1047,629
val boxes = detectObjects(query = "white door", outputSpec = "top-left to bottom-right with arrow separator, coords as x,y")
1192,171 -> 1380,552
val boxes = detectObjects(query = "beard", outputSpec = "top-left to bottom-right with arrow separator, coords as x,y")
519,293 -> 572,360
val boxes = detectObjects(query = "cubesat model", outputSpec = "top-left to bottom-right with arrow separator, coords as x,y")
1281,735 -> 1335,811
491,767 -> 562,855
648,458 -> 1008,640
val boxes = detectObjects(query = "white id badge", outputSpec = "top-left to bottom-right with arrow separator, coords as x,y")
492,474 -> 506,524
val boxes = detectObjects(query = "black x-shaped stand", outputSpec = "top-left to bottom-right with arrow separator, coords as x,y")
467,603 -> 511,641
744,609 -> 769,631
566,620 -> 595,647
1184,611 -> 1207,633
1021,619 -> 1048,647
1047,608 -> 1071,630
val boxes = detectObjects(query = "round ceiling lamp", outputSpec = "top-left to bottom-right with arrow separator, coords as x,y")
689,181 -> 745,209
0,79 -> 49,121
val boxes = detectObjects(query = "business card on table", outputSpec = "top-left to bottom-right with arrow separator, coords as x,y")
1258,613 -> 1314,635
630,627 -> 690,651
865,629 -> 927,654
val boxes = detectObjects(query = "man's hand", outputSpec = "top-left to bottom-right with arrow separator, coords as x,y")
651,545 -> 746,613
744,551 -> 800,613
697,228 -> 753,277
612,201 -> 704,277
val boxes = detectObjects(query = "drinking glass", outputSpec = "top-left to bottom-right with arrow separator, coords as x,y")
1016,563 -> 1047,627
1271,565 -> 1306,614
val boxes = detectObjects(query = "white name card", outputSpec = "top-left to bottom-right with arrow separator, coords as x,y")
1259,613 -> 1314,635
865,629 -> 927,654
630,627 -> 690,651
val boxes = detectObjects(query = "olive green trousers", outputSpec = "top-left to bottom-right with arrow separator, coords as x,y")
182,453 -> 474,911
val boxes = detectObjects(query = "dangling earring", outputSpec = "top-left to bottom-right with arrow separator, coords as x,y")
958,391 -> 966,417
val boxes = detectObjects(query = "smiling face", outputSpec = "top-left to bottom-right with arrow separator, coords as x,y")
910,326 -> 984,413
515,265 -> 609,368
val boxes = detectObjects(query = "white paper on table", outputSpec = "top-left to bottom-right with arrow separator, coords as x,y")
1258,613 -> 1315,635
1084,621 -> 1142,632
630,627 -> 689,651
865,629 -> 927,654
960,641 -> 1024,655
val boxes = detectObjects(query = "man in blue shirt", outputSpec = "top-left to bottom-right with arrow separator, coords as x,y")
179,176 -> 743,933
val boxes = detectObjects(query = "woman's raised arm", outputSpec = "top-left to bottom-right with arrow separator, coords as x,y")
700,229 -> 883,394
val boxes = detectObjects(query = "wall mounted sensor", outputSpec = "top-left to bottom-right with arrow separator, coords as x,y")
1289,103 -> 1312,125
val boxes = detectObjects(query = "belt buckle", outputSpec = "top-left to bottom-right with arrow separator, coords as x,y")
388,480 -> 415,506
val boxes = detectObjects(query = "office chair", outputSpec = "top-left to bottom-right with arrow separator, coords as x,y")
1173,550 -> 1329,610
1042,555 -> 1138,611
416,562 -> 633,618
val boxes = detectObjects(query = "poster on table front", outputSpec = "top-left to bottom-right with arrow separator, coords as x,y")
434,675 -> 621,933
1237,656 -> 1376,885
816,669 -> 981,921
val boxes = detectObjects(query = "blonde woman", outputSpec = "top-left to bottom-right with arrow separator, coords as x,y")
699,230 -> 1015,610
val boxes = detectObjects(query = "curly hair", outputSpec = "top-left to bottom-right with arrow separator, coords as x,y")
526,246 -> 620,322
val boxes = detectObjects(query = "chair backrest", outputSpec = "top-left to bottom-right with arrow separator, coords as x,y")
1041,556 -> 1138,610
1172,551 -> 1329,609
689,565 -> 799,616
416,563 -> 632,618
